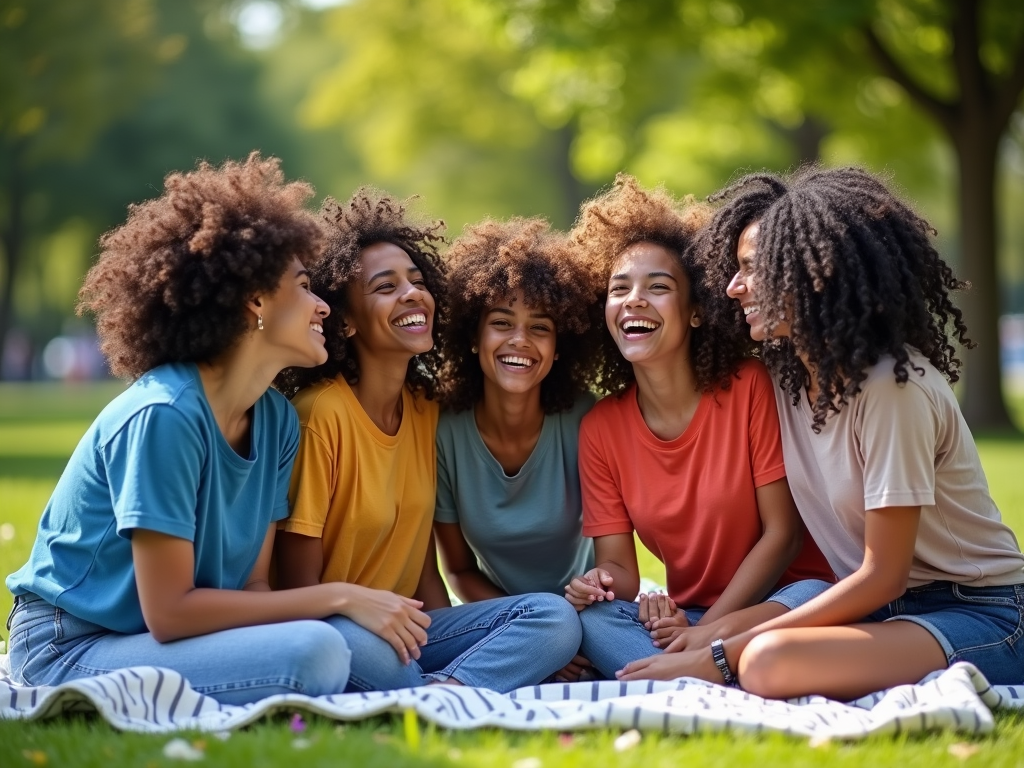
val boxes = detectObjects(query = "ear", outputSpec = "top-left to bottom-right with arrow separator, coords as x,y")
341,316 -> 356,339
245,296 -> 263,321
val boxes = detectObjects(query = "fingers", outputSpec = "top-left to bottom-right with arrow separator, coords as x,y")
572,654 -> 593,668
408,607 -> 432,630
638,592 -> 650,624
656,593 -> 673,620
384,630 -> 412,665
566,575 -> 613,604
663,633 -> 688,654
615,656 -> 654,680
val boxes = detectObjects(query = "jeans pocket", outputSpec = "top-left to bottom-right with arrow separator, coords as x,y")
950,584 -> 1024,649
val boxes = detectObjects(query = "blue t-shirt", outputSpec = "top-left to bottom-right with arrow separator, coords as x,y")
6,363 -> 298,634
434,395 -> 595,596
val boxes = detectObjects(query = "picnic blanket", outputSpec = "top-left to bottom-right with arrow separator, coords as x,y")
2,654 -> 1023,739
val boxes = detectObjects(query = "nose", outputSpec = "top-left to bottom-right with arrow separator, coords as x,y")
623,285 -> 646,308
401,280 -> 427,303
314,293 -> 330,318
508,324 -> 529,347
726,271 -> 745,298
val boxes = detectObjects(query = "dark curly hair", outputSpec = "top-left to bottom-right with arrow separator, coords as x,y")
569,173 -> 748,395
78,153 -> 323,381
438,217 -> 603,413
274,188 -> 448,399
698,165 -> 972,432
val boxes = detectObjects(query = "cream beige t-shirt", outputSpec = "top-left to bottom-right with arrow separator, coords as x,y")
774,349 -> 1024,588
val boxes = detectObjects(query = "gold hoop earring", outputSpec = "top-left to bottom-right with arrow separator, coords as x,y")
257,315 -> 264,331
471,345 -> 479,354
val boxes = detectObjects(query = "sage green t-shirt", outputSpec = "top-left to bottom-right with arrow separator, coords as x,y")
435,395 -> 595,596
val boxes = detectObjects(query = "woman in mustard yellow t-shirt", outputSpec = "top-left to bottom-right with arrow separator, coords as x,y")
274,189 -> 581,692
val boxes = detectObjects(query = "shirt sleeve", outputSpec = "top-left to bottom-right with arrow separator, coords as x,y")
434,423 -> 459,524
104,404 -> 203,541
579,413 -> 634,538
746,363 -> 788,488
273,405 -> 299,524
283,419 -> 336,538
858,374 -> 937,511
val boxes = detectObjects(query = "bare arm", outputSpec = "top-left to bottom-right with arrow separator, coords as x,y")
698,478 -> 802,625
619,506 -> 922,680
242,524 -> 276,592
434,522 -> 505,604
133,527 -> 354,642
414,532 -> 453,611
274,530 -> 324,589
564,533 -> 640,608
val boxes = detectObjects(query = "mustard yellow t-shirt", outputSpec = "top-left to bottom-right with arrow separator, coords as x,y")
284,376 -> 439,597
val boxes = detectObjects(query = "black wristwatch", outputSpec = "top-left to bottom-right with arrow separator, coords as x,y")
710,638 -> 737,686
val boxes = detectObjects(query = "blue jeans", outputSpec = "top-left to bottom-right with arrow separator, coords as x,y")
7,593 -> 352,706
328,592 -> 582,693
773,578 -> 1024,685
580,581 -> 828,679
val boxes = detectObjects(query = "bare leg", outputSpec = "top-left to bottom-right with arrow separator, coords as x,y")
738,622 -> 947,700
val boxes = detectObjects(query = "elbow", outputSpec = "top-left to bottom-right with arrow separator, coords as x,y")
146,618 -> 181,644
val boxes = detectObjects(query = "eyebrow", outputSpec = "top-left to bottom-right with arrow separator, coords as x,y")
364,266 -> 422,285
296,269 -> 310,279
610,271 -> 677,281
486,307 -> 554,321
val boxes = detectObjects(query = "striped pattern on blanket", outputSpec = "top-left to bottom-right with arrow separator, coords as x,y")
1,660 -> 1022,738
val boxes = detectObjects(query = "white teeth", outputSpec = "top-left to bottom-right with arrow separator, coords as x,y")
394,313 -> 427,327
310,323 -> 323,334
743,305 -> 758,316
498,355 -> 535,368
621,318 -> 659,332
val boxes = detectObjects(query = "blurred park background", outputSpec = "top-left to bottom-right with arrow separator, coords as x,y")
2,0 -> 1024,431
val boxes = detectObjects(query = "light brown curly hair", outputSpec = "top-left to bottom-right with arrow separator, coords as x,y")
570,172 -> 752,394
274,188 -> 448,399
438,217 -> 604,413
78,153 -> 323,381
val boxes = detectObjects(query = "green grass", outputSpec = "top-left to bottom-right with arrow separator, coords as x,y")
1,381 -> 1023,766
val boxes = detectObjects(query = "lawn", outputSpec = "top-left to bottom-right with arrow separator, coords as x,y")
2,381 -> 1023,767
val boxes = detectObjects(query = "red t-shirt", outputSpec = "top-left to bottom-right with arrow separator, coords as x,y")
580,359 -> 834,608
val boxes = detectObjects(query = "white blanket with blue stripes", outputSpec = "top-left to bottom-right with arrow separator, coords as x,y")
1,657 -> 1022,738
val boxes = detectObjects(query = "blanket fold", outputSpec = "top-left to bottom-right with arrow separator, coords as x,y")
1,659 -> 1022,738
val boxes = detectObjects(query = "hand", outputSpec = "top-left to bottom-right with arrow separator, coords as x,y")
615,646 -> 722,683
637,591 -> 680,628
659,623 -> 719,653
564,568 -> 615,611
338,585 -> 431,665
553,654 -> 594,683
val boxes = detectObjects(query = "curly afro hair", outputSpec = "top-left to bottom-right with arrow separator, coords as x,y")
78,152 -> 323,381
698,165 -> 972,432
569,172 -> 748,395
274,188 -> 448,399
438,217 -> 603,414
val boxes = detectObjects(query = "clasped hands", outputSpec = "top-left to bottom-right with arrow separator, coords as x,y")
564,568 -> 725,683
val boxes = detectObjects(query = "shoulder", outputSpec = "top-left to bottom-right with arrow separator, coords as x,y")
581,386 -> 632,435
291,377 -> 345,424
259,386 -> 298,433
857,351 -> 947,409
730,358 -> 773,395
96,363 -> 203,442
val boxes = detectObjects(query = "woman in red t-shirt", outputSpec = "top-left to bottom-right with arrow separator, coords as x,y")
564,174 -> 833,680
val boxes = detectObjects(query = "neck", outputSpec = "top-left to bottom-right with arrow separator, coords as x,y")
195,340 -> 276,451
475,381 -> 545,442
631,349 -> 701,416
349,349 -> 412,435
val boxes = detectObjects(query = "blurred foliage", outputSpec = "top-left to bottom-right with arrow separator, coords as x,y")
0,0 -> 1022,392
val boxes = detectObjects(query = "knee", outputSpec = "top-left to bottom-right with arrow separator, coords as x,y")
578,597 -> 623,633
526,593 -> 583,657
737,631 -> 794,698
280,621 -> 352,696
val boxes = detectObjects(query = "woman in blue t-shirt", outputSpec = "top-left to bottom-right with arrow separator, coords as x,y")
434,217 -> 603,681
6,155 -> 365,704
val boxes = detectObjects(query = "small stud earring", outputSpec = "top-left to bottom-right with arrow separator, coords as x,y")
690,316 -> 701,328
471,345 -> 479,354
257,315 -> 264,331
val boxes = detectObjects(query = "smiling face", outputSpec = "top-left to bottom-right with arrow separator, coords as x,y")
726,221 -> 790,342
604,241 -> 700,367
475,290 -> 557,399
343,241 -> 436,360
255,255 -> 330,368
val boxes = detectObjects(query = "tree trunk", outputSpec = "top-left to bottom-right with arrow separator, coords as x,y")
953,125 -> 1017,431
0,140 -> 26,382
552,122 -> 589,229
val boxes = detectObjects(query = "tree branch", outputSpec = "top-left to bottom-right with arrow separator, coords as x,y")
862,24 -> 958,133
994,33 -> 1024,131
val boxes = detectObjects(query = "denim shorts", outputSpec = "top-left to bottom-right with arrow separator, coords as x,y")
770,579 -> 1024,685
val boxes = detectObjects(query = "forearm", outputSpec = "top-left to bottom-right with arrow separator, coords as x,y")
143,582 -> 355,642
597,559 -> 641,603
698,528 -> 800,625
722,565 -> 903,669
448,569 -> 506,604
274,530 -> 324,588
